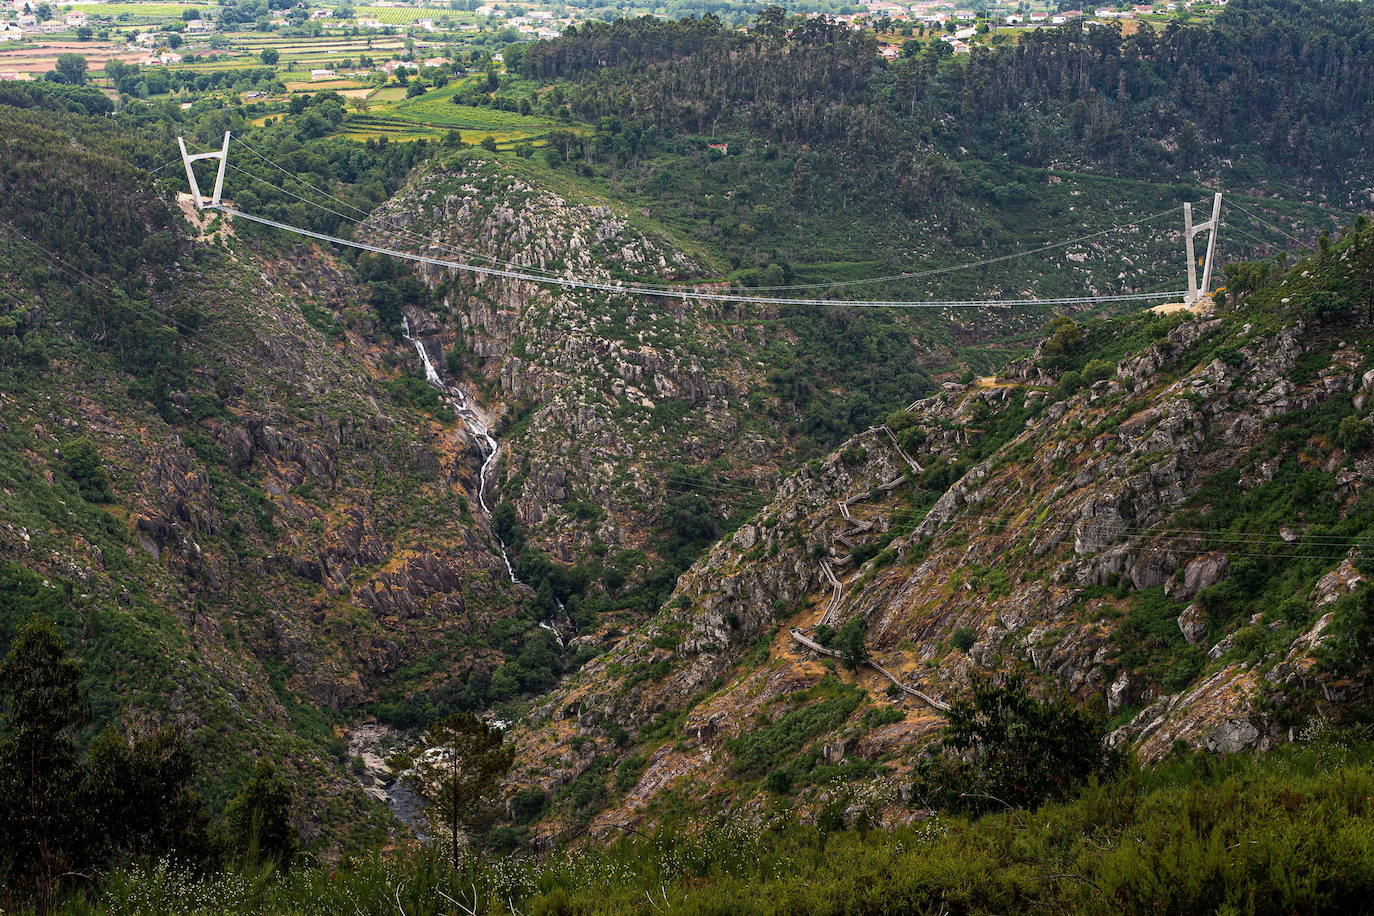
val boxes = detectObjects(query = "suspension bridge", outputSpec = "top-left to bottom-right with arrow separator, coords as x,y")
178,132 -> 1230,311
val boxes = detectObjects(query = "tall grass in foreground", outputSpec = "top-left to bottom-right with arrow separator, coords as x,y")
64,736 -> 1374,915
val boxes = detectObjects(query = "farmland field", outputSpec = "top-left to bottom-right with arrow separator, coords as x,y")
66,2 -> 212,18
284,79 -> 369,91
388,92 -> 558,131
356,6 -> 465,23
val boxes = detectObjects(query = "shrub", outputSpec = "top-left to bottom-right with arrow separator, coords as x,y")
917,673 -> 1124,814
510,788 -> 547,824
60,437 -> 111,502
1337,416 -> 1373,452
1056,370 -> 1082,397
950,627 -> 976,653
1039,317 -> 1083,367
1081,358 -> 1115,385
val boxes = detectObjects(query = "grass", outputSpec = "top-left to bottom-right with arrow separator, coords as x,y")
65,734 -> 1374,914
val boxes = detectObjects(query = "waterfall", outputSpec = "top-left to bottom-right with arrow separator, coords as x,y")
402,317 -> 517,583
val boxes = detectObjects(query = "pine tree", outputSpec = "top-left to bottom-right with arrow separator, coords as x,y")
400,714 -> 515,865
222,759 -> 298,868
0,615 -> 89,911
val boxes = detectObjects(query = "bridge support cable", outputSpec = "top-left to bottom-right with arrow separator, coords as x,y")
213,205 -> 1186,310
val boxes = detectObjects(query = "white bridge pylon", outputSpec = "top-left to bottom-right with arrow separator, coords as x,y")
1184,192 -> 1223,306
179,131 -> 230,211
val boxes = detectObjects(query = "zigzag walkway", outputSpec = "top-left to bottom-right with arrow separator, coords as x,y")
789,426 -> 948,713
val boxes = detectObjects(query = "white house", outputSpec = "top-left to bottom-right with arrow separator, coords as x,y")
528,9 -> 553,19
415,17 -> 436,30
0,23 -> 22,40
356,17 -> 382,27
0,69 -> 23,79
184,18 -> 210,32
308,8 -> 332,18
535,27 -> 559,38
1029,10 -> 1048,20
310,68 -> 336,80
1005,14 -> 1024,23
64,10 -> 85,26
953,25 -> 976,38
159,51 -> 182,63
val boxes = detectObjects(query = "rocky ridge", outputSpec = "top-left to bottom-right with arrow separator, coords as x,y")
507,228 -> 1374,837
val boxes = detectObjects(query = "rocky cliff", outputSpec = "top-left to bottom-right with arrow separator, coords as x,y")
507,220 -> 1374,838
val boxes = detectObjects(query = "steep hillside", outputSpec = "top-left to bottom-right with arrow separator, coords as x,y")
508,218 -> 1374,838
0,107 -> 538,850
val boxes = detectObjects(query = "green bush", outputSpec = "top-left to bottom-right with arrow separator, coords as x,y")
1081,358 -> 1115,385
950,627 -> 976,653
1337,415 -> 1373,452
59,437 -> 111,502
916,673 -> 1124,814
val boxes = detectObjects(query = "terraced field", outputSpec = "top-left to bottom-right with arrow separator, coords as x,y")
341,83 -> 567,143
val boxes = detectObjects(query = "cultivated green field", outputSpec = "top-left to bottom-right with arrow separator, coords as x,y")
389,96 -> 556,131
356,5 -> 470,24
69,2 -> 211,19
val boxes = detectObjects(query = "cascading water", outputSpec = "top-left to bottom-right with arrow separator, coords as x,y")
402,317 -> 516,583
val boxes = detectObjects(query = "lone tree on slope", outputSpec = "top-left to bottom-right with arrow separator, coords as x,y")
400,713 -> 515,866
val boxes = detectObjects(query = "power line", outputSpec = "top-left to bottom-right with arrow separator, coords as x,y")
221,136 -> 1201,295
226,137 -> 581,278
664,469 -> 1374,552
1226,201 -> 1317,252
720,205 -> 1187,292
0,219 -> 256,368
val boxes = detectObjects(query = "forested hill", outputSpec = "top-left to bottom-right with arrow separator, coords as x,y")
520,0 -> 1374,204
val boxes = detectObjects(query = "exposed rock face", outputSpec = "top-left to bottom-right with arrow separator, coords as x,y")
1177,604 -> 1208,645
361,159 -> 784,565
508,297 -> 1374,838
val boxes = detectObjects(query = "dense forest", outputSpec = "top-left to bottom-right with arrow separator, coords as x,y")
520,0 -> 1374,203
